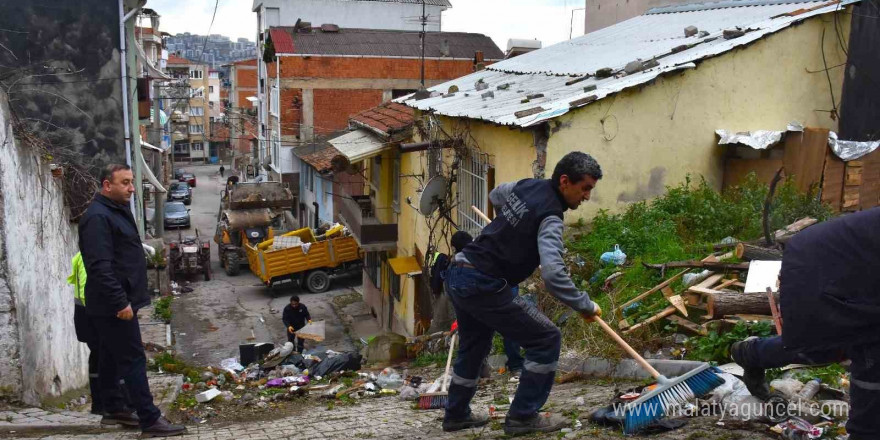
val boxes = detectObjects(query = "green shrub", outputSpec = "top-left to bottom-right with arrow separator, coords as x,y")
685,321 -> 775,363
153,296 -> 173,323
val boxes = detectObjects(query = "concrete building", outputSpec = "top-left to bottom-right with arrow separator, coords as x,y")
259,23 -> 502,210
225,59 -> 260,173
385,0 -> 857,335
584,0 -> 692,33
166,55 -> 212,163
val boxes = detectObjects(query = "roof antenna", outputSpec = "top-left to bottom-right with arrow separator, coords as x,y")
420,0 -> 427,88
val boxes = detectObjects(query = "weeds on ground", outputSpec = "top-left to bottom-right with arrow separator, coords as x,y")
412,352 -> 449,367
685,321 -> 774,364
550,174 -> 832,360
150,351 -> 203,384
153,295 -> 173,323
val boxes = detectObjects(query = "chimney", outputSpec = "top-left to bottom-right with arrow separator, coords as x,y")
321,24 -> 339,33
439,39 -> 450,57
473,50 -> 485,71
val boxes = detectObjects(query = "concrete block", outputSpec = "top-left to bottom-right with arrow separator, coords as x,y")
624,60 -> 644,74
723,29 -> 745,40
684,26 -> 698,37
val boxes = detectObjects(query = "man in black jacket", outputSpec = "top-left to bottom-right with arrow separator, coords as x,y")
282,295 -> 311,353
79,164 -> 185,437
731,208 -> 879,440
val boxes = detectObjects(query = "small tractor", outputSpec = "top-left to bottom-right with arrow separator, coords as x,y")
168,229 -> 212,281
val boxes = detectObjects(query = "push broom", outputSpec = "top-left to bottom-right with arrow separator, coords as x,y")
590,316 -> 725,434
418,331 -> 457,409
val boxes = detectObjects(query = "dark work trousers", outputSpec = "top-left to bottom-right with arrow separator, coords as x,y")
444,265 -> 561,421
287,330 -> 305,353
74,305 -> 129,414
737,336 -> 880,440
91,313 -> 161,429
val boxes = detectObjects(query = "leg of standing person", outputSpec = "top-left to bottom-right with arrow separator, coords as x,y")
93,313 -> 161,429
295,335 -> 305,353
504,337 -> 524,377
844,343 -> 880,440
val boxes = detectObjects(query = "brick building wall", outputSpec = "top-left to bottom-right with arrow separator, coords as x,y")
280,88 -> 303,137
277,57 -> 479,80
313,89 -> 384,136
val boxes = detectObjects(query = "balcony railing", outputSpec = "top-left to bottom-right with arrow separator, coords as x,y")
338,195 -> 398,250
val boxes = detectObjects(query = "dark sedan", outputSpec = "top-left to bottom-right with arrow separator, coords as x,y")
167,182 -> 192,205
179,172 -> 196,187
164,202 -> 191,229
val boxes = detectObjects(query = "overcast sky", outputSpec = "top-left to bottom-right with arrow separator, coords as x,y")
147,0 -> 586,51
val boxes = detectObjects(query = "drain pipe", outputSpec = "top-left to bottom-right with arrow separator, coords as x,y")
119,0 -> 141,216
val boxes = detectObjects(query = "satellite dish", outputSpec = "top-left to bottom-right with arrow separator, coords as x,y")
418,176 -> 448,216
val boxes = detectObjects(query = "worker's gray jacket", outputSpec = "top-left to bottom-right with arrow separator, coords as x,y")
461,179 -> 596,314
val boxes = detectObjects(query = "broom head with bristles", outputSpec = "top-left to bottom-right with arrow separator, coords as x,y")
417,391 -> 448,410
622,364 -> 725,434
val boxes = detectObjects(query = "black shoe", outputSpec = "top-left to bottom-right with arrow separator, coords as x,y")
141,416 -> 187,438
504,413 -> 569,436
730,338 -> 771,400
479,361 -> 492,379
100,411 -> 139,427
442,412 -> 489,432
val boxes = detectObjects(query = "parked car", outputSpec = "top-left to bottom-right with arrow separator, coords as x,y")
174,168 -> 186,180
180,172 -> 196,187
164,202 -> 191,229
167,182 -> 192,205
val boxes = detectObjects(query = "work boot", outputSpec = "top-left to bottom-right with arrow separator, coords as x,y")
442,411 -> 489,432
141,416 -> 187,438
508,369 -> 522,383
504,412 -> 570,436
100,411 -> 139,427
730,337 -> 771,400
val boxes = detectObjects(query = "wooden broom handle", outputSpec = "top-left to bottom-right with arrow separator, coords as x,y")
592,317 -> 662,379
471,205 -> 492,223
441,333 -> 457,393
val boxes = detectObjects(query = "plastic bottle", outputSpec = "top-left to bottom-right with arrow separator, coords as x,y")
796,379 -> 822,401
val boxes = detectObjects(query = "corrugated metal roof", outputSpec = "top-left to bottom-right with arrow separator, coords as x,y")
400,0 -> 858,128
270,27 -> 504,59
329,129 -> 390,162
358,0 -> 451,5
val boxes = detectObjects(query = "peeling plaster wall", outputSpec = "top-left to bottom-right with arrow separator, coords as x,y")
0,91 -> 88,404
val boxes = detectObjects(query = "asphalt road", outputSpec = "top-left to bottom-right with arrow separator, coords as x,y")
167,164 -> 362,368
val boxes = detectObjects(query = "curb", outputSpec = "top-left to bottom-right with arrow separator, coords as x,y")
559,354 -> 707,380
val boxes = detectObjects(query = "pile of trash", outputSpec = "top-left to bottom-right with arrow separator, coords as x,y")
178,339 -> 455,416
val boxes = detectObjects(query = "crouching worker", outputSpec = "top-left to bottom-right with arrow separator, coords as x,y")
442,152 -> 603,435
730,207 -> 880,440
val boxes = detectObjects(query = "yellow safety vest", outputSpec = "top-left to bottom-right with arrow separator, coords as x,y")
66,252 -> 87,306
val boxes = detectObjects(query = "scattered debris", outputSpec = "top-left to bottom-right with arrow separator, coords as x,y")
684,25 -> 698,37
723,28 -> 746,39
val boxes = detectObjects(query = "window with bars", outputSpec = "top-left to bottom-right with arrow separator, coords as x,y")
457,148 -> 491,237
189,124 -> 204,135
189,69 -> 203,79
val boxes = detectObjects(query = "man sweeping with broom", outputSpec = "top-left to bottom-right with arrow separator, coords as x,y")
441,152 -> 604,435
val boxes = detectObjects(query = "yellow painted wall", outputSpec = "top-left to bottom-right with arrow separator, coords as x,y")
391,11 -> 850,335
549,13 -> 848,220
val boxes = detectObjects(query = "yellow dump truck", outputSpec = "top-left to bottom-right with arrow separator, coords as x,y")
245,225 -> 362,292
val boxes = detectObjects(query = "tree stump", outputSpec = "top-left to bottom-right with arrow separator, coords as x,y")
735,243 -> 783,261
706,290 -> 777,318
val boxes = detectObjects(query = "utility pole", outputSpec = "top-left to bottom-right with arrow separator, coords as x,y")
420,0 -> 426,88
151,79 -> 165,236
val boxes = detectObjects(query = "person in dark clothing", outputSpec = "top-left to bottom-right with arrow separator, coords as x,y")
731,208 -> 880,440
79,164 -> 186,437
219,165 -> 225,177
282,295 -> 311,353
442,152 -> 603,435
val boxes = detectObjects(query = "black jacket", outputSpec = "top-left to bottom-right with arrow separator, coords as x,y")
282,304 -> 311,331
79,194 -> 150,316
781,207 -> 880,350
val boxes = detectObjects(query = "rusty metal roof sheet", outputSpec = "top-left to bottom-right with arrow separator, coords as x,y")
269,27 -> 503,59
399,0 -> 859,128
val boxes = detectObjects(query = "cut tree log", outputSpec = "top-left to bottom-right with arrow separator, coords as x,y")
704,290 -> 779,319
643,261 -> 750,271
735,243 -> 783,261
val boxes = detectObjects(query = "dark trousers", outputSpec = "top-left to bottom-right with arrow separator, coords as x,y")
504,338 -> 525,372
287,331 -> 305,353
738,336 -> 880,440
74,305 -> 129,414
444,265 -> 561,421
92,313 -> 161,429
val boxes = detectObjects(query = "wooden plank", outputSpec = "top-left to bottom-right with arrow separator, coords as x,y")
783,128 -> 830,194
694,273 -> 724,289
821,148 -> 845,212
661,286 -> 676,298
622,306 -> 677,334
859,149 -> 880,210
843,187 -> 860,211
615,269 -> 688,314
668,294 -> 688,316
618,319 -> 631,330
716,279 -> 740,290
666,315 -> 707,336
846,165 -> 863,186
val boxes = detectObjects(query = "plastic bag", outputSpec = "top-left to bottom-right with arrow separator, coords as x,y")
376,367 -> 404,390
220,358 -> 244,373
600,244 -> 627,266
